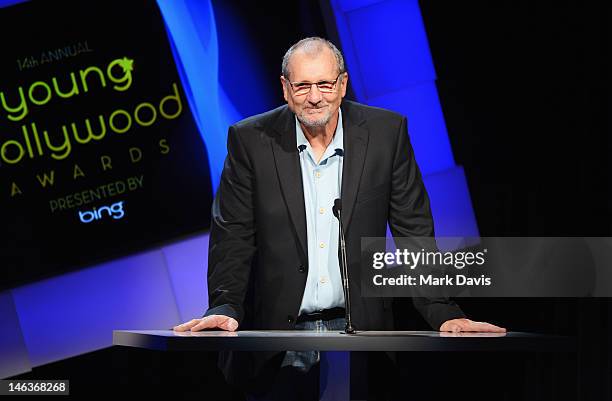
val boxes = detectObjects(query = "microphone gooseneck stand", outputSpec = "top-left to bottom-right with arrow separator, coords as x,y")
333,198 -> 356,334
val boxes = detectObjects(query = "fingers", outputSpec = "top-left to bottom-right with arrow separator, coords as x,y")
440,318 -> 506,333
191,315 -> 238,332
459,320 -> 506,332
172,315 -> 239,332
189,316 -> 221,332
173,318 -> 201,332
467,321 -> 506,333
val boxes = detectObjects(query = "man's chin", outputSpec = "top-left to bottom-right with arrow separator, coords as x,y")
298,114 -> 331,128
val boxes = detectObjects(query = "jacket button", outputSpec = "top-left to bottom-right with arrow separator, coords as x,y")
298,265 -> 305,273
288,315 -> 294,323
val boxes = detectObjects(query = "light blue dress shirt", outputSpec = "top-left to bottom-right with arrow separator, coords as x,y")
296,109 -> 345,315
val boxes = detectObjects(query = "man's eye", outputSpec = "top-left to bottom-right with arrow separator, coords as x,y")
317,82 -> 334,89
295,83 -> 310,88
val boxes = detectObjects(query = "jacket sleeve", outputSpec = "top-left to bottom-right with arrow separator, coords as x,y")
388,117 -> 466,330
203,125 -> 256,326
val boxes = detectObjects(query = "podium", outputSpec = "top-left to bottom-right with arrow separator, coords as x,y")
113,330 -> 573,400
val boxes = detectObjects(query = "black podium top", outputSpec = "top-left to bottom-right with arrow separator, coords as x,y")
112,330 -> 573,352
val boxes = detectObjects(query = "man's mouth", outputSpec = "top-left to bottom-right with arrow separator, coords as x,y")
305,107 -> 326,113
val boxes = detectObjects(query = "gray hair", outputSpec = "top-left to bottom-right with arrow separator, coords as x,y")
281,37 -> 345,80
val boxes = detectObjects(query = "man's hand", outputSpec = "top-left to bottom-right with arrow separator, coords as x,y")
439,318 -> 506,333
173,315 -> 239,332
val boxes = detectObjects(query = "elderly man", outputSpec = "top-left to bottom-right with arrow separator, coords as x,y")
175,37 -> 504,399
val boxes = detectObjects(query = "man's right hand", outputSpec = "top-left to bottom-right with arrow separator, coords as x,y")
172,315 -> 239,332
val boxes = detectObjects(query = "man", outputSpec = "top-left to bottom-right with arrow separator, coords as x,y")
174,37 -> 504,398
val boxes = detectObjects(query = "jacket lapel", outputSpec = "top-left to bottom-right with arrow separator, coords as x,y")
270,106 -> 309,264
340,101 -> 369,233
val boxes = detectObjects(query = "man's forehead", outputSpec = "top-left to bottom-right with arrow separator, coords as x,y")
287,49 -> 337,81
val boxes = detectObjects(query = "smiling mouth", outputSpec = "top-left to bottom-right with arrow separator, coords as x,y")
306,107 -> 326,113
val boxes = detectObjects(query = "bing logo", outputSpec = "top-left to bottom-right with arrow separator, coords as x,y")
78,201 -> 125,223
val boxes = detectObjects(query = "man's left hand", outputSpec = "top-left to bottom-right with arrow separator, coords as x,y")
439,318 -> 506,333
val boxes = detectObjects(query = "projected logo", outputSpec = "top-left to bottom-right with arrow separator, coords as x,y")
78,201 -> 125,223
0,0 -> 213,290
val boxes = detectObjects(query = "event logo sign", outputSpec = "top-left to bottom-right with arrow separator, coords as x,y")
78,201 -> 126,224
0,0 -> 213,289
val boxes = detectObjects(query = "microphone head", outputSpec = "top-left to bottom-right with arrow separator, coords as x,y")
332,198 -> 342,218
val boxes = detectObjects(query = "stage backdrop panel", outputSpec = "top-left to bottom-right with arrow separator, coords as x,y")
0,0 -> 213,290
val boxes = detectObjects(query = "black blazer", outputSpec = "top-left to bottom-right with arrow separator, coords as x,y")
204,100 -> 465,388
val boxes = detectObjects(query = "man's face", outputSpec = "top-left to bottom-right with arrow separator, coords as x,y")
281,48 -> 348,128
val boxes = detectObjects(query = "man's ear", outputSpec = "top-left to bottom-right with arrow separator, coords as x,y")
341,72 -> 349,98
280,76 -> 289,102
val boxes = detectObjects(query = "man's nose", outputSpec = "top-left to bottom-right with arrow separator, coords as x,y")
306,84 -> 323,103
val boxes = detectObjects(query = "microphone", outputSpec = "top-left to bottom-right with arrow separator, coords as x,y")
332,198 -> 356,334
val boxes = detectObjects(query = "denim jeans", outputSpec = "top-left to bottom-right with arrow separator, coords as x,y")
280,317 -> 346,373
